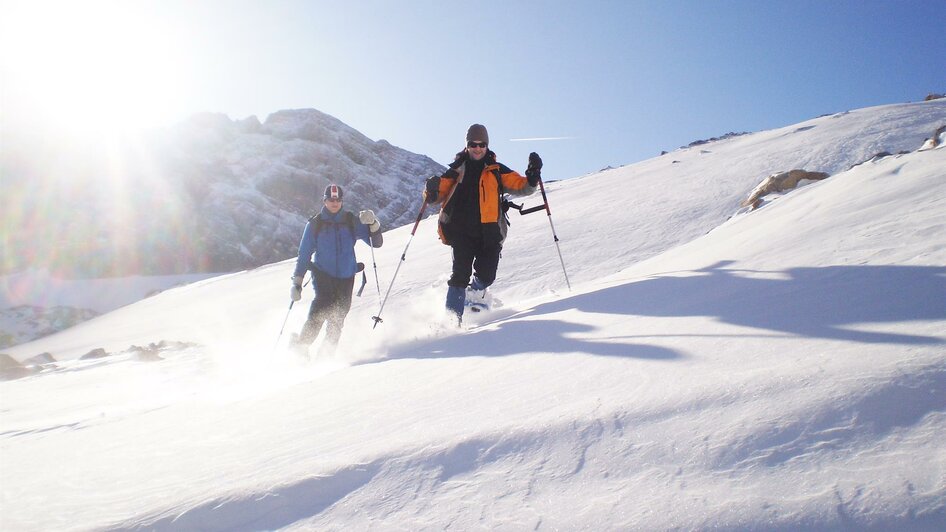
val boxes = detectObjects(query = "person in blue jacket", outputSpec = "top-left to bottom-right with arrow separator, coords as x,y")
290,184 -> 383,356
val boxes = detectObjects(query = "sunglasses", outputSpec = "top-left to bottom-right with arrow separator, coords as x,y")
324,197 -> 342,203
467,141 -> 487,148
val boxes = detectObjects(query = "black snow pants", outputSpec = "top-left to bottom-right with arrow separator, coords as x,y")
447,232 -> 502,289
299,268 -> 355,347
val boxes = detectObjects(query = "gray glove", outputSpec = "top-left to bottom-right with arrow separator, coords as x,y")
359,209 -> 381,232
290,275 -> 303,302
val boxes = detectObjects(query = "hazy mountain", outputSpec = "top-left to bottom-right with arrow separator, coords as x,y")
1,109 -> 444,277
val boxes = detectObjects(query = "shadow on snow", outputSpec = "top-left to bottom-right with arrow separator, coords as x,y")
384,262 -> 945,362
387,317 -> 685,361
533,261 -> 946,345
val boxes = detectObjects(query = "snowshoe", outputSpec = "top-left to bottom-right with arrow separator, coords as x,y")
465,286 -> 491,313
287,333 -> 310,360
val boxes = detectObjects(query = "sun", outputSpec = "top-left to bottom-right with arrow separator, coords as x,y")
1,0 -> 190,136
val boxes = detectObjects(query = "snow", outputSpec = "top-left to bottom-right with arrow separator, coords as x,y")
0,271 -> 220,313
2,100 -> 946,530
0,271 -> 221,348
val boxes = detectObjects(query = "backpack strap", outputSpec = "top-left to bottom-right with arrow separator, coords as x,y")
308,213 -> 324,239
345,211 -> 357,233
490,167 -> 512,226
490,167 -> 505,195
308,211 -> 358,239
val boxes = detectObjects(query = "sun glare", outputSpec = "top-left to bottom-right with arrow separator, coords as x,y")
1,1 -> 189,136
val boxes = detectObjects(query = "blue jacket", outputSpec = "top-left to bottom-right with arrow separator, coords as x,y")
293,208 -> 377,279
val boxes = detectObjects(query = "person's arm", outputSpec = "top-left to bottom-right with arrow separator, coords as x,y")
293,222 -> 316,277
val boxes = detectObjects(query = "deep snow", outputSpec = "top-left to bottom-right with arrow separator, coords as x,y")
2,100 -> 945,530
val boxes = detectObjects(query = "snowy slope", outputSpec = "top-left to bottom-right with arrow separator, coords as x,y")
1,100 -> 945,530
0,271 -> 219,348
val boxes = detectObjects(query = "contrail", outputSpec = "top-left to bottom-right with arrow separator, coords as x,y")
509,136 -> 577,142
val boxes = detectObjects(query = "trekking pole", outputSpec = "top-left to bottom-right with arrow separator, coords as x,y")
535,176 -> 571,290
274,301 -> 296,352
368,239 -> 382,301
273,273 -> 309,353
371,199 -> 428,328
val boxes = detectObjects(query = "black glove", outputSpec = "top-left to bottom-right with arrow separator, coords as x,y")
525,152 -> 542,186
424,175 -> 441,203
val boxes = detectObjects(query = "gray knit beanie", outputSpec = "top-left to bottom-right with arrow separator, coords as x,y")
466,124 -> 489,145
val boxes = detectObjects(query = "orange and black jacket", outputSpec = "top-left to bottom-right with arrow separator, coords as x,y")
429,150 -> 535,245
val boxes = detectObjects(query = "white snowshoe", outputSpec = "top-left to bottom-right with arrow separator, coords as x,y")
465,286 -> 492,313
287,333 -> 310,360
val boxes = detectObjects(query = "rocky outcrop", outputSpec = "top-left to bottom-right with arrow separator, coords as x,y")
0,353 -> 33,380
920,125 -> 945,150
0,341 -> 198,381
742,169 -> 830,210
79,347 -> 109,360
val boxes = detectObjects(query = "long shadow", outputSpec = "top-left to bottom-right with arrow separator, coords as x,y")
383,318 -> 684,362
531,261 -> 946,345
378,262 -> 944,363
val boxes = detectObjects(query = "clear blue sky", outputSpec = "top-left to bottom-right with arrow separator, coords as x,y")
2,0 -> 944,181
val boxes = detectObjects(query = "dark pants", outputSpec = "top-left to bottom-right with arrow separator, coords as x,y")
299,268 -> 354,347
448,232 -> 502,289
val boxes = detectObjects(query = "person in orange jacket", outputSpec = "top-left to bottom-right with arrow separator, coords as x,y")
424,124 -> 541,323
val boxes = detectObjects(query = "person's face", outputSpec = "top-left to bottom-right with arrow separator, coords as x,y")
324,197 -> 342,213
467,141 -> 487,161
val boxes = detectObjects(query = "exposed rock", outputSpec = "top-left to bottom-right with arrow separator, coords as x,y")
742,169 -> 830,210
920,125 -> 945,150
126,340 -> 199,361
80,347 -> 109,360
1,353 -> 34,380
1,353 -> 22,371
130,345 -> 165,362
237,115 -> 262,134
24,352 -> 57,365
681,131 -> 749,149
848,151 -> 912,169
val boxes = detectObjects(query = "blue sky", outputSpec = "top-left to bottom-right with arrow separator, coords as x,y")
2,0 -> 944,181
